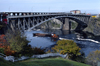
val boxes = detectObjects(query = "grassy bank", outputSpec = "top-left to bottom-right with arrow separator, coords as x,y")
0,57 -> 90,66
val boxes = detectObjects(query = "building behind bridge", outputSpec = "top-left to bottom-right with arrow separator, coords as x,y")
70,10 -> 81,14
91,14 -> 100,18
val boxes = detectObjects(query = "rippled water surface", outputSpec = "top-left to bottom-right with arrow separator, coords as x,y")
25,29 -> 100,56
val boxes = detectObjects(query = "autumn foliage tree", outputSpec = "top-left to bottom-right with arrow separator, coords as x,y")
0,34 -> 8,47
5,29 -> 30,53
0,34 -> 15,56
0,29 -> 46,57
52,39 -> 81,59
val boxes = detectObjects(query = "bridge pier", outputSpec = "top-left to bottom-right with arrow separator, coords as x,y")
69,21 -> 71,31
62,18 -> 70,30
9,19 -> 16,32
23,18 -> 26,30
18,18 -> 21,30
28,18 -> 31,29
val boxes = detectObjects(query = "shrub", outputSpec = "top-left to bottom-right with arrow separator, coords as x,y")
0,48 -> 4,54
86,50 -> 100,66
73,52 -> 85,63
52,40 -> 81,59
46,50 -> 52,53
0,22 -> 7,29
21,45 -> 34,57
19,45 -> 45,57
32,47 -> 45,55
4,46 -> 15,56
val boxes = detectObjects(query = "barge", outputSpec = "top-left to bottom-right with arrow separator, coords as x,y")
33,33 -> 59,39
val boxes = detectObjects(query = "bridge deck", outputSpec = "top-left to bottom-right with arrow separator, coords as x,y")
7,14 -> 63,18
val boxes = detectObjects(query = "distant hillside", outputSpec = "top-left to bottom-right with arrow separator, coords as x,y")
70,20 -> 78,30
35,19 -> 62,29
36,19 -> 78,30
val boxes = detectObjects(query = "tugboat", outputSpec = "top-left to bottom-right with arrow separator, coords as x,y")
33,33 -> 59,39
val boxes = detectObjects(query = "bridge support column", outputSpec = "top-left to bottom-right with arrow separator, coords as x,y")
62,18 -> 69,30
10,20 -> 15,32
18,18 -> 21,30
26,18 -> 30,30
69,21 -> 71,31
45,22 -> 49,29
23,18 -> 26,30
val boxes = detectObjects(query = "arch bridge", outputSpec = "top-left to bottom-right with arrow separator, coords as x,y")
4,12 -> 91,31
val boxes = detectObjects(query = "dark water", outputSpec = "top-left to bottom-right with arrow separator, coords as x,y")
25,29 -> 100,56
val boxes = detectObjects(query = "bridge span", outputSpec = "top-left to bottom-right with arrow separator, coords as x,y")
0,12 -> 91,31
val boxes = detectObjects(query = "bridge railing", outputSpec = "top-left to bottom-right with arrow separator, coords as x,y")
5,12 -> 56,16
1,12 -> 91,17
4,12 -> 73,17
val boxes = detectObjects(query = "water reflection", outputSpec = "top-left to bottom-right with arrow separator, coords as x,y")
25,30 -> 57,48
42,29 -> 72,35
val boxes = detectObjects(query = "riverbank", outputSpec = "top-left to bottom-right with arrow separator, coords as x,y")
0,57 -> 90,66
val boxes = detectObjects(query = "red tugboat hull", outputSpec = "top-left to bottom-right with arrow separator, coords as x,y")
33,33 -> 51,37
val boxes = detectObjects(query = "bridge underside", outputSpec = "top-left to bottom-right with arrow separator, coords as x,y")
66,17 -> 88,32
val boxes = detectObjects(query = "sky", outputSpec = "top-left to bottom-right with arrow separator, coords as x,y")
0,0 -> 100,14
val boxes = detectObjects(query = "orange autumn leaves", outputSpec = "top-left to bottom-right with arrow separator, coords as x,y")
0,34 -> 7,48
0,34 -> 15,56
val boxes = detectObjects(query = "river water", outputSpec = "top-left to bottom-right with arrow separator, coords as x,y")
25,29 -> 100,56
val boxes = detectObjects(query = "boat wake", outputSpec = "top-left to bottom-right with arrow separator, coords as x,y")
76,38 -> 100,44
59,37 -> 100,44
59,37 -> 68,40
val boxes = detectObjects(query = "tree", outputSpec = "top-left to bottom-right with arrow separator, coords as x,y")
5,29 -> 45,57
0,34 -> 15,56
0,34 -> 8,48
5,29 -> 30,53
52,39 -> 81,58
86,50 -> 100,66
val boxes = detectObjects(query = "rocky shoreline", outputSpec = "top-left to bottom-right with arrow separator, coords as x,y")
84,18 -> 100,36
0,53 -> 67,62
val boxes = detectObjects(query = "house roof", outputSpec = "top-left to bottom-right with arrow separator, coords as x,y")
70,10 -> 81,12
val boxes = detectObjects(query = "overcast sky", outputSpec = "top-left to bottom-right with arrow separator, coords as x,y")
0,0 -> 100,14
